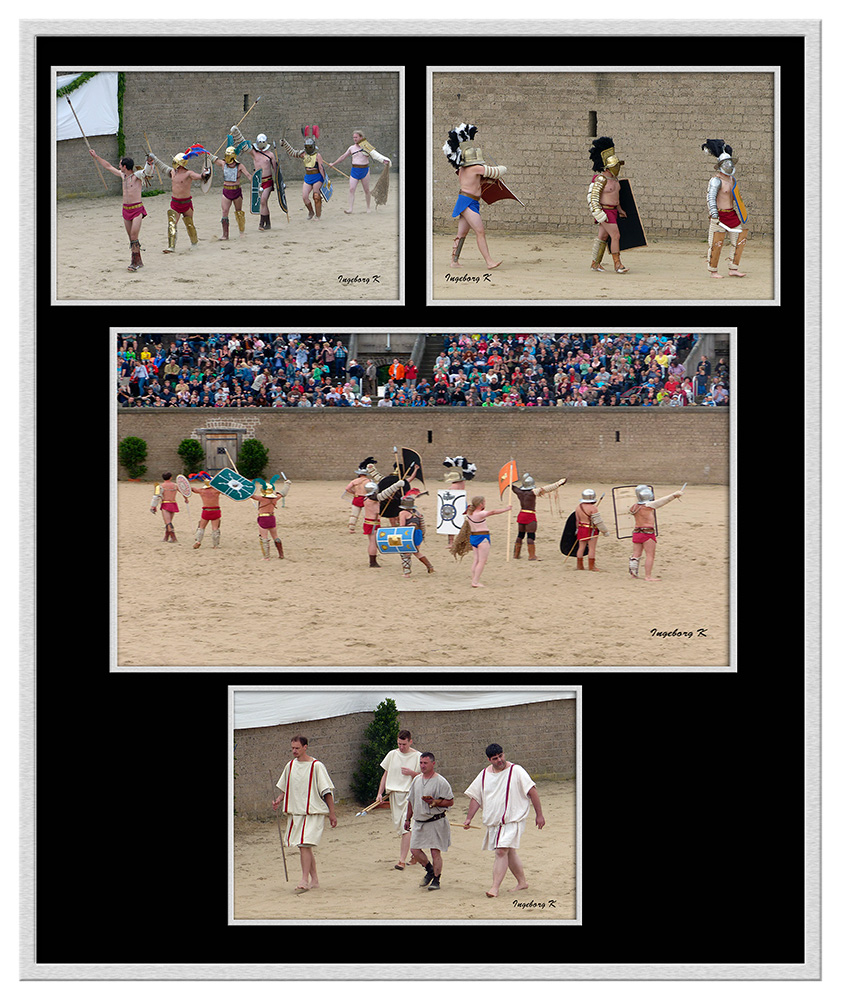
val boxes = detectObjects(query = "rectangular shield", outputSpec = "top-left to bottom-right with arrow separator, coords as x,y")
733,181 -> 748,224
376,526 -> 423,554
210,468 -> 256,501
612,485 -> 658,539
618,178 -> 648,250
251,169 -> 263,214
436,489 -> 467,535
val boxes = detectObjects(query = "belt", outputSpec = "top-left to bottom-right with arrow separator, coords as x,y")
417,812 -> 448,823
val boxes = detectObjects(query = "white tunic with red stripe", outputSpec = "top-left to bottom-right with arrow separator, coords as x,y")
276,757 -> 335,847
464,762 -> 535,851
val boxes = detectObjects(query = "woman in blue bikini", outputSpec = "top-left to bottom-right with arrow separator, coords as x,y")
329,130 -> 391,215
451,496 -> 513,588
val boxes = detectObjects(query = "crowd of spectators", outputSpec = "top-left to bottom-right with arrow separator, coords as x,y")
117,331 -> 730,408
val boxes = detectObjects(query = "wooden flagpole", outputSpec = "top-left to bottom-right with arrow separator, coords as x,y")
506,458 -> 514,561
269,770 -> 288,882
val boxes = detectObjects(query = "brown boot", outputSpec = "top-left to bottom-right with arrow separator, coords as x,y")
275,539 -> 284,559
576,557 -> 585,570
513,539 -> 522,559
221,218 -> 229,240
527,543 -> 540,561
127,239 -> 143,271
612,252 -> 628,273
369,554 -> 380,567
588,558 -> 602,572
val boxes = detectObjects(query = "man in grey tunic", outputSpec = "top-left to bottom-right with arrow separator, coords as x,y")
405,752 -> 454,891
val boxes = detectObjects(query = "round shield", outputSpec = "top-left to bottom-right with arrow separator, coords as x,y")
176,475 -> 192,499
201,167 -> 213,194
376,526 -> 422,554
560,511 -> 588,557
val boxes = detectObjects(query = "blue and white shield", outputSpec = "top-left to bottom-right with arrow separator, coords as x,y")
376,526 -> 423,554
210,468 -> 256,501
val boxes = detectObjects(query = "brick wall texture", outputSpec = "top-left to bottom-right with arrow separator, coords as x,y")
234,697 -> 577,818
57,71 -> 400,198
118,408 -> 730,485
432,70 -> 774,239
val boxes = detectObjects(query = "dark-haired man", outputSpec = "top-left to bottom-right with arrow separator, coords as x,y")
405,752 -> 454,891
463,743 -> 545,898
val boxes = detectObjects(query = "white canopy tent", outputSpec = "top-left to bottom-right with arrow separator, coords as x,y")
233,689 -> 574,730
56,73 -> 119,142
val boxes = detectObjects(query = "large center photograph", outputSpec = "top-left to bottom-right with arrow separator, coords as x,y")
114,326 -> 732,670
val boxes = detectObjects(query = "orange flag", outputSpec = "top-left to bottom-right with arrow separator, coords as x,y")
499,459 -> 517,498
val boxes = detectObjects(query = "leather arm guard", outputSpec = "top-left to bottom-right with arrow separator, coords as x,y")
588,174 -> 608,223
707,176 -> 721,218
360,140 -> 389,165
538,477 -> 567,495
646,491 -> 682,509
152,155 -> 174,178
280,138 -> 303,158
483,164 -> 507,180
377,479 -> 405,502
591,510 -> 609,536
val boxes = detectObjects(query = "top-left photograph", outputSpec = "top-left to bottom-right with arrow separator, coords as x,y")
52,68 -> 402,305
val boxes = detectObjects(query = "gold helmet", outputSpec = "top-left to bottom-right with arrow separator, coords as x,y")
589,137 -> 624,177
171,153 -> 186,170
460,143 -> 486,167
224,146 -> 238,165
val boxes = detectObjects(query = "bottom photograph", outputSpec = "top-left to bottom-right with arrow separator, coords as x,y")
230,687 -> 579,923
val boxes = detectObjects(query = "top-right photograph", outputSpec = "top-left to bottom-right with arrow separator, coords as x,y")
429,68 -> 775,304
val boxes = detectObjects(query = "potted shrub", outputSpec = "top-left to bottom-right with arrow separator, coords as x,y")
237,438 -> 269,480
119,436 -> 148,480
177,438 -> 205,477
351,698 -> 400,806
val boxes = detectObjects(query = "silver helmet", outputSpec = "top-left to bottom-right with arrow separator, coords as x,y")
580,489 -> 596,503
520,474 -> 536,490
635,485 -> 654,503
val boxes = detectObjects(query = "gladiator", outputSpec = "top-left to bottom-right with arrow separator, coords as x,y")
511,473 -> 567,561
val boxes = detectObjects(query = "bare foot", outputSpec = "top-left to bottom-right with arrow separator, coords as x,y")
710,272 -> 724,279
485,889 -> 499,898
485,261 -> 502,269
508,883 -> 529,892
728,269 -> 746,277
471,582 -> 486,588
644,577 -> 662,583
344,209 -> 353,215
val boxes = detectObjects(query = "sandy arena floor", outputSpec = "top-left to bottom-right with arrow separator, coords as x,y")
430,231 -> 773,302
55,175 -> 400,302
233,779 -> 576,922
116,479 -> 729,670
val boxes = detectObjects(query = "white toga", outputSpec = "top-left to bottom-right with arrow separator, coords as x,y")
276,757 -> 335,847
464,763 -> 535,850
380,747 -> 422,830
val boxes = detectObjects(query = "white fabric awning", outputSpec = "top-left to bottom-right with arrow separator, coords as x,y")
56,73 -> 119,141
233,689 -> 574,730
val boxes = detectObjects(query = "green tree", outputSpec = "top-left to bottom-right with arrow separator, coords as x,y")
177,438 -> 205,476
351,698 -> 400,805
237,438 -> 269,480
118,436 -> 148,479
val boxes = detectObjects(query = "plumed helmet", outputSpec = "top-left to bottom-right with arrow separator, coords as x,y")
443,122 -> 478,171
702,139 -> 738,173
589,136 -> 624,176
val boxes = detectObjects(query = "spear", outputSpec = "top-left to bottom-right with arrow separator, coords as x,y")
66,96 -> 108,189
214,95 -> 262,157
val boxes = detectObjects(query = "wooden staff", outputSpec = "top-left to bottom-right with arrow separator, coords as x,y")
269,770 -> 288,882
355,797 -> 388,817
66,96 -> 108,189
213,95 -> 262,157
143,132 -> 163,186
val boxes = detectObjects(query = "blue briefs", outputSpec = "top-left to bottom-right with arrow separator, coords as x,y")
351,165 -> 370,180
305,173 -> 324,185
452,193 -> 481,218
470,534 -> 490,548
